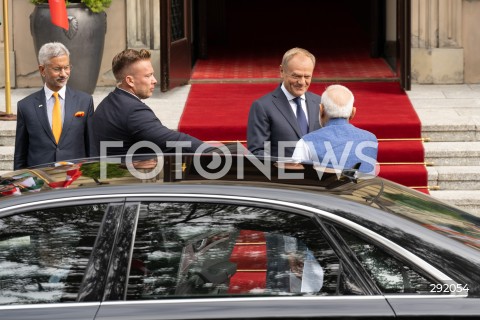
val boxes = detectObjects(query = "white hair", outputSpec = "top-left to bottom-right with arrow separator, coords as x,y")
321,84 -> 354,118
38,42 -> 70,66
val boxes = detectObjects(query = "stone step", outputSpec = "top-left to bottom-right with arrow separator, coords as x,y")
416,109 -> 480,142
0,146 -> 14,171
0,121 -> 16,146
430,190 -> 480,217
409,85 -> 480,142
424,141 -> 480,166
422,125 -> 479,142
427,166 -> 480,190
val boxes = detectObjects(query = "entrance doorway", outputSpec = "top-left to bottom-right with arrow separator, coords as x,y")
161,0 -> 410,90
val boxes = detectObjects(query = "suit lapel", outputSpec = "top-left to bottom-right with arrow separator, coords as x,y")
33,89 -> 57,144
271,86 -> 303,138
59,87 -> 76,144
305,92 -> 319,132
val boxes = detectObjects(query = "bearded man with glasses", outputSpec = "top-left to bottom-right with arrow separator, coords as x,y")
14,42 -> 95,170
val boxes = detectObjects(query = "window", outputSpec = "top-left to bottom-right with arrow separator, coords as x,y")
127,202 -> 364,300
170,0 -> 185,41
335,226 -> 446,295
0,204 -> 107,305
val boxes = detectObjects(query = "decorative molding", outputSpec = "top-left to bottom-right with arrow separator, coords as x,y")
438,0 -> 462,47
126,0 -> 160,49
412,0 -> 462,49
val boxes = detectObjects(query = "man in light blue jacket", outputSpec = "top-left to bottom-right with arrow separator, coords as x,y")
292,84 -> 378,174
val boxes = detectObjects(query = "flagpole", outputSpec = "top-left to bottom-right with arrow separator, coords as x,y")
1,0 -> 16,120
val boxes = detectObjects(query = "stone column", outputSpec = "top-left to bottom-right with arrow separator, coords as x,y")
126,0 -> 161,80
462,0 -> 480,83
411,0 -> 463,83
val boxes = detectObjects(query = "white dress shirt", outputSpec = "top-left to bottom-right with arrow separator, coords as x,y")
280,84 -> 309,122
44,84 -> 66,127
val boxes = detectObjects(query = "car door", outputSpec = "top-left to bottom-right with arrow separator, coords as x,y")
323,221 -> 480,319
0,200 -> 123,320
96,195 -> 395,320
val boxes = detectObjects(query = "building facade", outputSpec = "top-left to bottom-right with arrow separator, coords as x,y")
1,0 -> 480,89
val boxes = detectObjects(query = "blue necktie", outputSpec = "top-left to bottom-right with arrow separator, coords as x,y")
293,97 -> 309,136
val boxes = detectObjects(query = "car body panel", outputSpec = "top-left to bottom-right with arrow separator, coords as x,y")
96,297 -> 395,320
1,156 -> 479,319
0,303 -> 100,320
386,296 -> 480,317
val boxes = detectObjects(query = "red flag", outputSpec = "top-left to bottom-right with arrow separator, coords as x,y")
48,0 -> 69,30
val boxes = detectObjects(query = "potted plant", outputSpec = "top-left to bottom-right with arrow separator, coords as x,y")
30,0 -> 112,13
29,0 -> 112,94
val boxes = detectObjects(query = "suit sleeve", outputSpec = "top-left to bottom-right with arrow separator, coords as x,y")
247,100 -> 271,156
128,103 -> 205,153
84,97 -> 97,157
13,104 -> 28,170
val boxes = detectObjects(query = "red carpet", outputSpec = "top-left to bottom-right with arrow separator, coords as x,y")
179,82 -> 428,192
192,47 -> 395,81
228,230 -> 266,293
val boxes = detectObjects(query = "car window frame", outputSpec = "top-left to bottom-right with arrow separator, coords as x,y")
112,195 -> 379,300
96,194 -> 399,319
323,221 -> 430,295
0,195 -> 127,308
114,194 -> 465,299
320,219 -> 469,298
103,202 -> 141,301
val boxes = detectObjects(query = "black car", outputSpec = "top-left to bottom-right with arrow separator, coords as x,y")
0,154 -> 479,319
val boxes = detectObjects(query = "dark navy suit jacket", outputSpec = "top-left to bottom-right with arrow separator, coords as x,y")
247,85 -> 321,158
14,86 -> 95,170
92,88 -> 204,157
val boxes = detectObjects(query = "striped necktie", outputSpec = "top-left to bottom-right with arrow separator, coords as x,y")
293,96 -> 309,136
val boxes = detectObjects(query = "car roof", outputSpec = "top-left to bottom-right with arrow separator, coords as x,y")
1,154 -> 479,253
0,154 -> 359,199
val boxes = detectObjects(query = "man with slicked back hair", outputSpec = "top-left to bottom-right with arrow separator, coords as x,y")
93,49 -> 207,157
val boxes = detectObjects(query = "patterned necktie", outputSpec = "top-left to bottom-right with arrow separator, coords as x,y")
293,96 -> 309,136
52,92 -> 62,143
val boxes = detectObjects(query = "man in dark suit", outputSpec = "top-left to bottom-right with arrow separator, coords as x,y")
93,49 -> 205,157
14,42 -> 94,170
247,47 -> 321,158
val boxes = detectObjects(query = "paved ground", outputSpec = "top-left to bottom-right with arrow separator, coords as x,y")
2,83 -> 479,132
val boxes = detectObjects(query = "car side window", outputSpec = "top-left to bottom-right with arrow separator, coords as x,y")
335,226 -> 445,295
126,202 -> 365,300
0,204 -> 107,305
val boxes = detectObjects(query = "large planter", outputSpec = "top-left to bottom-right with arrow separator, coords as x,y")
30,3 -> 106,95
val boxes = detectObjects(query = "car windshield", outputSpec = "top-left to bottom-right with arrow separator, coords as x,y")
337,179 -> 480,251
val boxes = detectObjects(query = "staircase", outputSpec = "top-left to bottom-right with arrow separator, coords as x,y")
0,121 -> 15,171
407,85 -> 480,216
425,139 -> 480,216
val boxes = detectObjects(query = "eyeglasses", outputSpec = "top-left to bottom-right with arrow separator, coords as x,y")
47,65 -> 72,73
